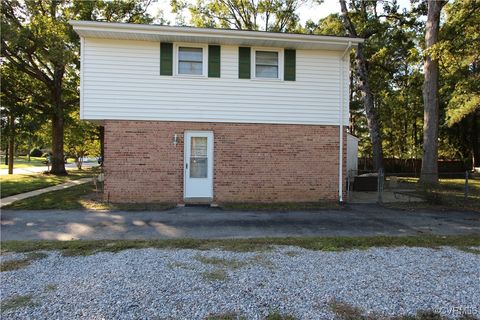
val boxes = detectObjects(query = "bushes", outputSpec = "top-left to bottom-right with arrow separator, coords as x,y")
29,148 -> 43,157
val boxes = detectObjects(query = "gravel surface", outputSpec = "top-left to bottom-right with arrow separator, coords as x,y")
1,246 -> 479,319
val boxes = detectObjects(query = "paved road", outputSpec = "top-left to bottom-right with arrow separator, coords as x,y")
1,204 -> 479,240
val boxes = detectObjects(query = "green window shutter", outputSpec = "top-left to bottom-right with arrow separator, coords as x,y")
208,45 -> 221,78
238,47 -> 251,79
284,49 -> 296,81
160,42 -> 173,76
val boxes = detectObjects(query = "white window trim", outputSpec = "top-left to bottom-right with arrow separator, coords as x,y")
251,47 -> 284,81
174,43 -> 208,78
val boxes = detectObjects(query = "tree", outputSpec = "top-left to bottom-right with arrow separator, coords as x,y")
172,0 -> 304,32
439,0 -> 480,169
1,0 -> 154,175
0,62 -> 42,173
308,0 -> 475,173
65,111 -> 100,170
420,0 -> 446,184
339,0 -> 384,171
2,1 -> 78,174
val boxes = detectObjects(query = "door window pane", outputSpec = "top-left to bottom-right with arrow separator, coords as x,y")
178,47 -> 203,75
255,51 -> 278,78
190,137 -> 208,178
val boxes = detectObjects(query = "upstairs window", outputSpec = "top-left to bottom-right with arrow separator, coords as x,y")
178,46 -> 204,75
254,50 -> 279,79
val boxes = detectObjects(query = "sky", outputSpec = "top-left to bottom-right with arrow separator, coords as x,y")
147,0 -> 413,25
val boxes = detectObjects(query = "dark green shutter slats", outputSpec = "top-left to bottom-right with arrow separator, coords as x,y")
238,47 -> 251,79
284,49 -> 296,81
160,42 -> 173,76
208,45 -> 221,78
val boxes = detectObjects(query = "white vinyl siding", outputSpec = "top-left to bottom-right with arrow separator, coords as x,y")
81,38 -> 349,125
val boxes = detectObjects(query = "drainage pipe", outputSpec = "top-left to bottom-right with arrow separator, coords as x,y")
338,41 -> 352,203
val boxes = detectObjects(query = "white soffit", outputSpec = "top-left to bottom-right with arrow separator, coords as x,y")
70,21 -> 363,51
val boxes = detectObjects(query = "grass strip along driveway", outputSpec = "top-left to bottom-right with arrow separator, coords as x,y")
2,235 -> 479,257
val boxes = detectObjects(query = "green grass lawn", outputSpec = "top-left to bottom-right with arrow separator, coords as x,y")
2,182 -> 175,211
1,235 -> 479,256
396,176 -> 480,192
388,176 -> 480,211
1,169 -> 96,198
0,156 -> 46,169
0,156 -> 77,169
2,183 -> 97,209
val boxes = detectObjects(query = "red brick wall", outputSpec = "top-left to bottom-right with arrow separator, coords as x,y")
103,120 -> 346,203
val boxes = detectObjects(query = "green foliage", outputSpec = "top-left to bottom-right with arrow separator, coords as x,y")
0,62 -> 46,159
308,0 -> 477,166
305,14 -> 345,36
64,111 -> 100,169
172,0 -> 304,31
2,0 -> 478,173
434,0 -> 480,166
1,0 -> 155,173
437,0 -> 480,126
29,148 -> 43,157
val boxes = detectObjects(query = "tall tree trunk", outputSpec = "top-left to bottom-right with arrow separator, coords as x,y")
4,144 -> 8,166
50,75 -> 67,175
8,114 -> 14,174
420,0 -> 445,184
51,112 -> 67,175
27,138 -> 31,162
339,0 -> 384,171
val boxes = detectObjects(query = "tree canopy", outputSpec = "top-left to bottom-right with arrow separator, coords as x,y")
1,0 -> 154,173
2,0 -> 478,176
171,0 -> 304,31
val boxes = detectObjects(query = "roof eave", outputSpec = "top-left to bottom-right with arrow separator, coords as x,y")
69,21 -> 363,50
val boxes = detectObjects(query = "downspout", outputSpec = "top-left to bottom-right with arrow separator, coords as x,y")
338,41 -> 351,203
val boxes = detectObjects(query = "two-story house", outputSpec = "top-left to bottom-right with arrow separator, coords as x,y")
71,21 -> 362,205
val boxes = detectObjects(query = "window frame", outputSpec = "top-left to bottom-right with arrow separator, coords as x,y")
174,43 -> 208,77
251,47 -> 284,81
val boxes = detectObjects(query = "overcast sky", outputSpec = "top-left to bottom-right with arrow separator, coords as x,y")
147,0 -> 412,25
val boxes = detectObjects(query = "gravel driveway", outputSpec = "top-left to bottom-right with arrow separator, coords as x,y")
1,246 -> 479,319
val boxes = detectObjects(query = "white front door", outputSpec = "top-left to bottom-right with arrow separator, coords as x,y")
184,131 -> 214,199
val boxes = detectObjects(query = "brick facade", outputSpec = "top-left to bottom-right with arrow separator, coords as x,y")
103,120 -> 346,203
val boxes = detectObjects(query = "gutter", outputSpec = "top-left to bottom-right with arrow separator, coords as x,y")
338,41 -> 352,203
69,21 -> 364,47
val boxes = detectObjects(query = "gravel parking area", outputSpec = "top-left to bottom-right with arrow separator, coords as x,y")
1,246 -> 479,319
